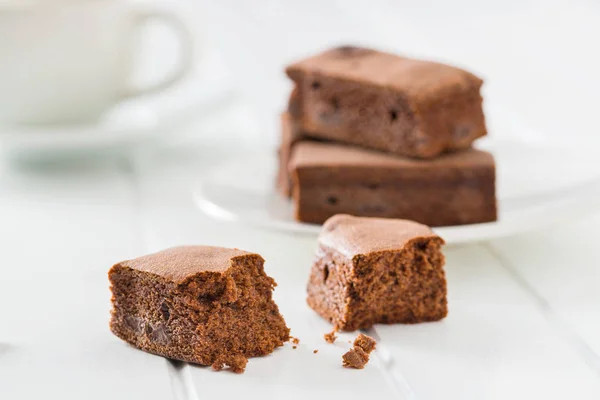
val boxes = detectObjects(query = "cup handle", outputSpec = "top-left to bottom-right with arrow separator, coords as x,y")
122,7 -> 194,99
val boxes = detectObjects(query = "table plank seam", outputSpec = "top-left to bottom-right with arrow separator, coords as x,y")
121,156 -> 188,399
166,360 -> 200,400
484,242 -> 600,378
118,156 -> 151,253
366,328 -> 418,400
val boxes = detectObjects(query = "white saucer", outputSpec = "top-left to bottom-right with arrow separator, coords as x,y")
0,52 -> 234,161
194,137 -> 600,244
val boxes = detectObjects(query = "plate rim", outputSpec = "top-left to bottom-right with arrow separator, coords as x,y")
193,142 -> 600,244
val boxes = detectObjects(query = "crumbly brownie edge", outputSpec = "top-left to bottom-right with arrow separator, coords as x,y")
109,255 -> 290,372
343,237 -> 448,330
306,244 -> 354,330
307,236 -> 448,332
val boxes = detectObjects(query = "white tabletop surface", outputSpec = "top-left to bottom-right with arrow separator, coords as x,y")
1,1 -> 600,399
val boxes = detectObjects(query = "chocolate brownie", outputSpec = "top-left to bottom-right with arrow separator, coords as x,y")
307,215 -> 447,331
286,46 -> 486,159
109,246 -> 290,373
288,139 -> 497,227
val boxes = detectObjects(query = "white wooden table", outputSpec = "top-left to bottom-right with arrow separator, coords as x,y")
1,1 -> 600,399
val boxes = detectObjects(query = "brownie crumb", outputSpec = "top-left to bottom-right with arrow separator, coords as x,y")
292,346 -> 297,349
353,333 -> 376,353
342,347 -> 369,369
342,333 -> 377,369
290,336 -> 300,345
313,349 -> 318,354
211,354 -> 248,374
324,328 -> 338,344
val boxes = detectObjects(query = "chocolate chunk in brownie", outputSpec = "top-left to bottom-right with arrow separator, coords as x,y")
109,246 -> 290,373
307,215 -> 448,331
288,138 -> 497,227
342,347 -> 370,369
286,46 -> 486,159
353,333 -> 377,353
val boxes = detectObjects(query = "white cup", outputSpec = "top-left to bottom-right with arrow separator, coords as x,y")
0,0 -> 194,125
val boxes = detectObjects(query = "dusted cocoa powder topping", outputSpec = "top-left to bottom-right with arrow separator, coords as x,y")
318,214 -> 439,258
109,246 -> 290,373
332,45 -> 373,58
118,246 -> 254,282
286,47 -> 482,98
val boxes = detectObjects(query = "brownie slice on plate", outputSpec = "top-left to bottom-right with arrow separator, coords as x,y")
289,138 -> 497,227
286,46 -> 486,159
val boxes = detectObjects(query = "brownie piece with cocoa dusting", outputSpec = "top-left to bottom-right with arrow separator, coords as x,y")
286,46 -> 486,159
289,139 -> 497,227
109,246 -> 290,373
307,215 -> 447,331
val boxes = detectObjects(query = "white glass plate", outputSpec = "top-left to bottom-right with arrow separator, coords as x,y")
194,138 -> 600,244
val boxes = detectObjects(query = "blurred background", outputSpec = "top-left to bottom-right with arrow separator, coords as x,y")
1,0 -> 597,161
1,1 -> 600,399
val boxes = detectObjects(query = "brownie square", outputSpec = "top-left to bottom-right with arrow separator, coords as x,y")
109,246 -> 290,373
307,215 -> 447,331
288,138 -> 497,227
286,46 -> 486,159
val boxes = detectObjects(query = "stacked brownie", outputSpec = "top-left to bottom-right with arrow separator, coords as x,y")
277,46 -> 497,227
